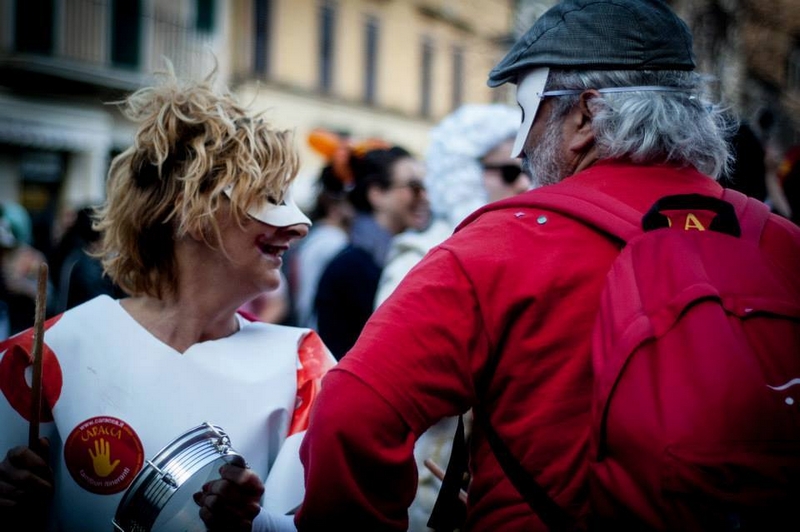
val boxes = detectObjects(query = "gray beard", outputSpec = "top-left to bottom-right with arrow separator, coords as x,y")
521,115 -> 568,189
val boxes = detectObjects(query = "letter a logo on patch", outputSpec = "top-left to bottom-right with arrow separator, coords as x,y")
684,213 -> 706,231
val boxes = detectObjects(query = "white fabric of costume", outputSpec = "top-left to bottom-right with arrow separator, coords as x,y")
0,295 -> 335,532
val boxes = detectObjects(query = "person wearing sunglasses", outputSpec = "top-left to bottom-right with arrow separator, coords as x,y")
374,103 -> 529,311
314,145 -> 428,361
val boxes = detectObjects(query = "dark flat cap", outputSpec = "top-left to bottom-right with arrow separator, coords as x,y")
488,0 -> 695,87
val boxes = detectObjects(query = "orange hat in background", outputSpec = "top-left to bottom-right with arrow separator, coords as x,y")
307,128 -> 391,189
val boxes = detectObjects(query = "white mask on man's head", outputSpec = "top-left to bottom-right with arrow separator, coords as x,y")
511,67 -> 550,159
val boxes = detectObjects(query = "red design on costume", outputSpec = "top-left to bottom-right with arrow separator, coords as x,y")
64,416 -> 144,495
290,331 -> 335,435
0,315 -> 64,421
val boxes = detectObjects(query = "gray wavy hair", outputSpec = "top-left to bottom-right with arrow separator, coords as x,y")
545,70 -> 734,179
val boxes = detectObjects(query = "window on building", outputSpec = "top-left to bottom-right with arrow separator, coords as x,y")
420,37 -> 434,117
319,0 -> 336,94
111,0 -> 141,68
196,0 -> 215,33
14,0 -> 54,54
254,0 -> 273,76
452,45 -> 464,110
364,15 -> 379,104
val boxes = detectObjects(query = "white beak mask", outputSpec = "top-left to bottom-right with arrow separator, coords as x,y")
511,67 -> 550,159
223,185 -> 311,228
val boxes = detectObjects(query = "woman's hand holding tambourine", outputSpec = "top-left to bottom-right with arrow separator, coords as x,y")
193,462 -> 265,532
0,438 -> 53,528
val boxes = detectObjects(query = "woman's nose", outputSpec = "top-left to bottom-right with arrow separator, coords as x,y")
280,223 -> 310,241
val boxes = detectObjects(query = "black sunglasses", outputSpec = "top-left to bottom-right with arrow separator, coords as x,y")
482,163 -> 523,185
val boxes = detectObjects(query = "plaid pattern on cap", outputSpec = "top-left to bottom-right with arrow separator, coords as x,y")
489,0 -> 695,87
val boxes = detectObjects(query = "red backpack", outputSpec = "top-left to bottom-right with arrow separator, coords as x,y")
471,186 -> 800,531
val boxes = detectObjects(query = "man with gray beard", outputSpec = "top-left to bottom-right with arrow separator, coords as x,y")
295,1 -> 800,531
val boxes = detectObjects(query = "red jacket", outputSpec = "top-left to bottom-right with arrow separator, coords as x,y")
296,161 -> 795,530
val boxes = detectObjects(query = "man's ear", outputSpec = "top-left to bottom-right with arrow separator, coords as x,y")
566,89 -> 599,153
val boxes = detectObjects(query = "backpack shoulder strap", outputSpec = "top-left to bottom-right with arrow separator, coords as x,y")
479,411 -> 580,531
521,185 -> 771,243
517,182 -> 642,243
427,415 -> 468,531
721,188 -> 771,241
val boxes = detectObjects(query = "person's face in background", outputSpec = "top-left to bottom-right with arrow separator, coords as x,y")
374,156 -> 430,234
480,138 -> 532,202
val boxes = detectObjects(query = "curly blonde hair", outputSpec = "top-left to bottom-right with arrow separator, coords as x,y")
94,62 -> 299,298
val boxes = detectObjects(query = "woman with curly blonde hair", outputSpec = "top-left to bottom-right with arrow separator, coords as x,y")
0,63 -> 335,532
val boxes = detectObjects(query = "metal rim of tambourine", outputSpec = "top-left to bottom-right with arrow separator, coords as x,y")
112,422 -> 246,532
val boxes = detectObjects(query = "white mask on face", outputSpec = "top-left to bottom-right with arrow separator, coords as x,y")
223,185 -> 311,228
511,67 -> 550,159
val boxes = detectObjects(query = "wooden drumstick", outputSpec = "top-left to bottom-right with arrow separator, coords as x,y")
28,262 -> 48,450
424,458 -> 468,504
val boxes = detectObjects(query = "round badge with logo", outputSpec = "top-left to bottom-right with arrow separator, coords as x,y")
64,416 -> 144,495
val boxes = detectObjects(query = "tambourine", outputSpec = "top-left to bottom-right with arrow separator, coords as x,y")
112,422 -> 246,532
